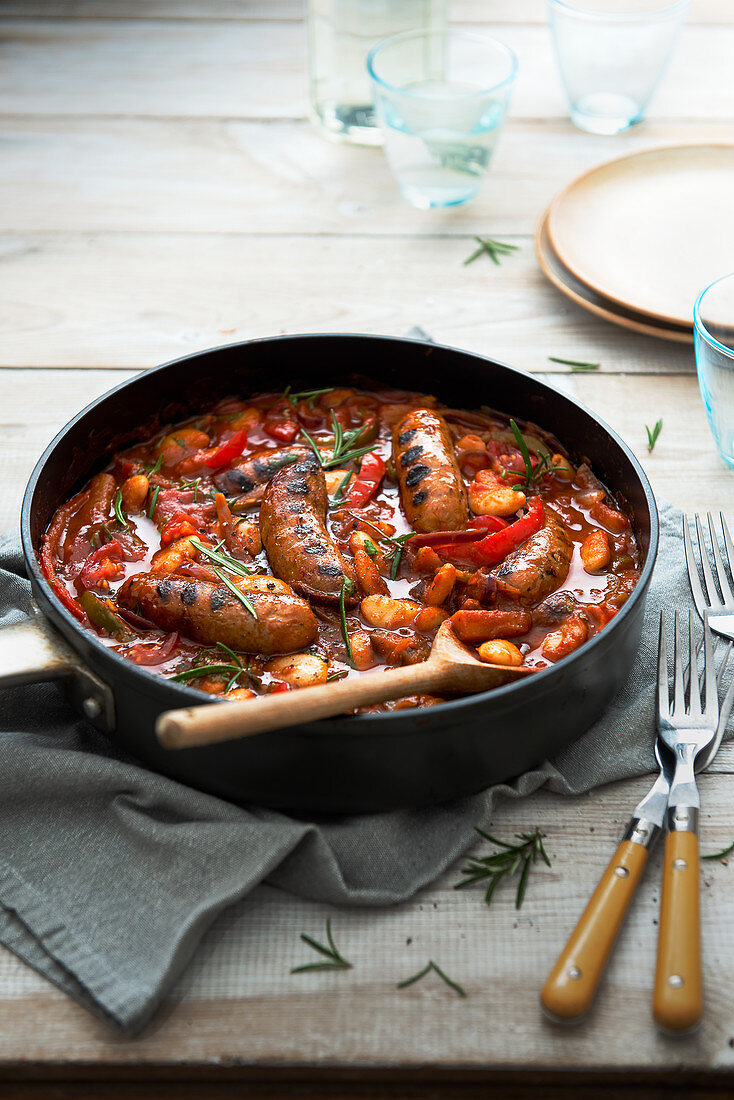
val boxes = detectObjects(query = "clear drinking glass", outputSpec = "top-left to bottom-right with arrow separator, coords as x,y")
367,29 -> 517,210
547,0 -> 689,135
307,0 -> 448,145
694,272 -> 734,468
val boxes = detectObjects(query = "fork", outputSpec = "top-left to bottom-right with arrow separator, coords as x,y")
653,611 -> 719,1032
684,512 -> 734,645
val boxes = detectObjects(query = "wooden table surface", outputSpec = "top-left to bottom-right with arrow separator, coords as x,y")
2,1 -> 734,1093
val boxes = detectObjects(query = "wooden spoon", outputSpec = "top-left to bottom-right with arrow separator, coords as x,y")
156,621 -> 533,750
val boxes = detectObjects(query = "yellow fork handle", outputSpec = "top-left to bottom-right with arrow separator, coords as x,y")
653,830 -> 702,1032
541,839 -> 649,1021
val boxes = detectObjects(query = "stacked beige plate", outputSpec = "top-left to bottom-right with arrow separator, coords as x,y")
536,144 -> 734,344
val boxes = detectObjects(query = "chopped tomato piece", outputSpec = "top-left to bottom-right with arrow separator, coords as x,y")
160,512 -> 201,547
122,632 -> 179,666
203,428 -> 248,469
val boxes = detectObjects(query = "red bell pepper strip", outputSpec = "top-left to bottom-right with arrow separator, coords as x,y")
409,515 -> 508,548
203,428 -> 248,469
435,496 -> 544,567
349,452 -> 386,507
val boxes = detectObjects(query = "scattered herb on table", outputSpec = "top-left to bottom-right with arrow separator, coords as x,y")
702,840 -> 734,861
396,960 -> 466,997
547,356 -> 600,371
463,236 -> 520,267
301,411 -> 373,470
646,418 -> 663,452
291,918 -> 352,974
113,490 -> 128,528
509,418 -> 564,491
454,827 -> 551,908
339,577 -> 355,664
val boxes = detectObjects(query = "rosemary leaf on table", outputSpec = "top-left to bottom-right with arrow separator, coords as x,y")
547,356 -> 601,371
291,918 -> 352,974
463,236 -> 519,267
646,418 -> 663,452
396,960 -> 466,997
702,839 -> 734,861
454,827 -> 551,909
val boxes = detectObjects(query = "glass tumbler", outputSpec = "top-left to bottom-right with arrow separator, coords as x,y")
367,29 -> 517,210
694,272 -> 734,468
547,0 -> 689,135
307,0 -> 448,145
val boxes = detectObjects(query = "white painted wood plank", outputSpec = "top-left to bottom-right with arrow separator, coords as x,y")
3,0 -> 727,25
0,778 -> 732,1066
3,116 -> 732,237
0,21 -> 730,120
0,233 -> 698,371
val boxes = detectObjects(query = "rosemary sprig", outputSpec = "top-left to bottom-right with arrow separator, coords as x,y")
702,839 -> 734,861
509,418 -> 563,491
396,960 -> 466,997
646,418 -> 663,452
189,536 -> 254,578
284,385 -> 334,408
211,566 -> 258,618
215,641 -> 256,692
181,476 -> 202,503
147,485 -> 160,519
329,471 -> 352,509
144,454 -> 164,476
301,412 -> 373,470
326,669 -> 349,682
113,489 -> 128,528
547,356 -> 600,371
171,661 -> 244,684
345,512 -> 414,580
339,577 -> 355,664
454,827 -> 551,909
290,918 -> 352,974
463,236 -> 519,267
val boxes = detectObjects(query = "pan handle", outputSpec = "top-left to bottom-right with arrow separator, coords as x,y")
0,601 -> 115,732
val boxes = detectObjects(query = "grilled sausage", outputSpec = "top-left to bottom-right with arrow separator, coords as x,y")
117,573 -> 318,654
392,409 -> 469,533
214,446 -> 307,510
491,508 -> 573,606
259,454 -> 358,605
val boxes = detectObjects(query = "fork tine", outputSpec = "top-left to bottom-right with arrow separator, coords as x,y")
703,611 -> 718,717
657,611 -> 670,718
696,514 -> 724,608
718,511 -> 734,593
688,611 -> 702,717
684,516 -> 708,618
708,512 -> 734,605
673,612 -> 686,716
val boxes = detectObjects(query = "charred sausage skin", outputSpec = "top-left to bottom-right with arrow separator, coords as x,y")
392,409 -> 469,533
117,573 -> 318,654
491,507 -> 573,606
259,455 -> 358,605
214,446 -> 307,509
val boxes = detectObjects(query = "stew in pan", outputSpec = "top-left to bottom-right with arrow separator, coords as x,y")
40,384 -> 642,709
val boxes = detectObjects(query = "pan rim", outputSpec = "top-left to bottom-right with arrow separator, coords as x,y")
20,332 -> 660,733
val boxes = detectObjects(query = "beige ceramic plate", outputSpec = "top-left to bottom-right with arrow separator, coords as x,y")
535,209 -> 693,344
547,144 -> 734,328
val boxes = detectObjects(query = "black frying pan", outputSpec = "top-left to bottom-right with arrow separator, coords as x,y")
6,334 -> 658,813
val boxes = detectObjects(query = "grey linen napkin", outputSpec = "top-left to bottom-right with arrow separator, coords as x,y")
0,502 -> 729,1034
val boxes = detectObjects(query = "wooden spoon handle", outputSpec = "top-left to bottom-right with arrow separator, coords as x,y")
157,660 -> 450,749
